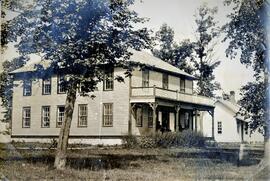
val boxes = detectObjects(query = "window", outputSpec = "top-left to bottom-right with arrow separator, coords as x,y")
162,73 -> 168,89
22,107 -> 31,128
23,80 -> 32,96
180,78 -> 185,92
245,123 -> 249,135
103,103 -> 113,126
148,108 -> 153,128
42,78 -> 51,95
78,104 -> 87,127
57,106 -> 65,127
142,70 -> 149,87
41,106 -> 50,128
57,75 -> 65,94
103,68 -> 114,91
136,107 -> 143,127
217,121 -> 222,134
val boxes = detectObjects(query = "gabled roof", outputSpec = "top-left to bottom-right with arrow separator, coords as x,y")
129,50 -> 196,79
216,99 -> 248,122
10,50 -> 196,79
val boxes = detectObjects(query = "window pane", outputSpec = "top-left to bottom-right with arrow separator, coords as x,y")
162,74 -> 168,89
78,105 -> 87,127
43,78 -> 51,95
23,80 -> 32,96
180,78 -> 185,92
142,70 -> 149,87
104,69 -> 114,90
57,106 -> 65,127
22,107 -> 31,128
42,106 -> 50,127
103,103 -> 113,126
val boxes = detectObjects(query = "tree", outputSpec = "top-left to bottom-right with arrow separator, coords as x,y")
223,0 -> 269,163
152,24 -> 194,74
192,4 -> 221,97
0,0 -> 32,123
8,0 -> 151,169
153,5 -> 221,98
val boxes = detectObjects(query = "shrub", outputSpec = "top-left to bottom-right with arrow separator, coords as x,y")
122,130 -> 206,148
122,135 -> 139,148
139,135 -> 157,148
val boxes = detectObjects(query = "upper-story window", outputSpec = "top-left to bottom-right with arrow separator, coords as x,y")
162,73 -> 168,89
103,68 -> 114,91
180,78 -> 185,92
41,106 -> 50,128
78,104 -> 87,127
42,78 -> 51,95
22,107 -> 31,128
57,75 -> 66,94
23,80 -> 32,96
142,70 -> 149,87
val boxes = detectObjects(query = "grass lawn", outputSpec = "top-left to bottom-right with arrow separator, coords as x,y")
0,143 -> 268,181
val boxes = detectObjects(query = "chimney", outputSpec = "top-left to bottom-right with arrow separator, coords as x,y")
229,91 -> 236,103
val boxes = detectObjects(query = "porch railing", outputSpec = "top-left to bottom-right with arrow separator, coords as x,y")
131,86 -> 215,107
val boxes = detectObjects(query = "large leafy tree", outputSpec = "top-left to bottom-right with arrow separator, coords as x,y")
223,0 -> 269,162
8,0 -> 151,169
152,24 -> 194,74
192,4 -> 221,97
0,0 -> 31,123
153,4 -> 221,98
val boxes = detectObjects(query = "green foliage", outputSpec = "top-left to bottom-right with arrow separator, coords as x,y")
223,0 -> 269,134
122,131 -> 206,148
122,135 -> 139,148
238,81 -> 267,134
0,57 -> 27,122
152,4 -> 221,98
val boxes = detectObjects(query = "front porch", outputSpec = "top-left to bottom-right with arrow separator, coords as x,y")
130,86 -> 215,139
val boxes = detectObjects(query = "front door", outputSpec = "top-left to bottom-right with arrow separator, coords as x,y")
162,111 -> 170,132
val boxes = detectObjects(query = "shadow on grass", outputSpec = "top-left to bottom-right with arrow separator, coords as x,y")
2,152 -> 157,170
1,147 -> 264,170
173,148 -> 263,166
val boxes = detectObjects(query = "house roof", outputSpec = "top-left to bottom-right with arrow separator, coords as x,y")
216,99 -> 249,122
10,50 -> 196,79
129,50 -> 196,79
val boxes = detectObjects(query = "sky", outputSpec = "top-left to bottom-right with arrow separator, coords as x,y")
1,0 -> 255,100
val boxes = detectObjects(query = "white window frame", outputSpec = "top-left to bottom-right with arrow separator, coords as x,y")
103,103 -> 113,127
22,107 -> 31,128
57,106 -> 65,127
162,73 -> 168,89
103,69 -> 114,91
23,80 -> 32,96
78,104 -> 87,127
57,75 -> 66,94
41,106 -> 50,128
217,121 -> 222,134
180,78 -> 185,92
42,78 -> 51,95
142,70 -> 149,87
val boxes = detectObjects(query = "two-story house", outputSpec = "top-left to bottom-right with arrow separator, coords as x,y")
10,50 -> 215,145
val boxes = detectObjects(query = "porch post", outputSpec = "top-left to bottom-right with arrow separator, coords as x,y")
149,102 -> 158,134
211,109 -> 215,140
175,105 -> 180,132
194,109 -> 198,132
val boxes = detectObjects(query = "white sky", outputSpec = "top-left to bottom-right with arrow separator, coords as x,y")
0,0 -> 255,100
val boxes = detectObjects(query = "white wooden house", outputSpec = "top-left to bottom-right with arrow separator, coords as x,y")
202,91 -> 264,143
9,50 -> 215,144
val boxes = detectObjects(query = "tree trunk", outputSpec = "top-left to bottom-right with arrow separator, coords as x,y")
54,80 -> 77,170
